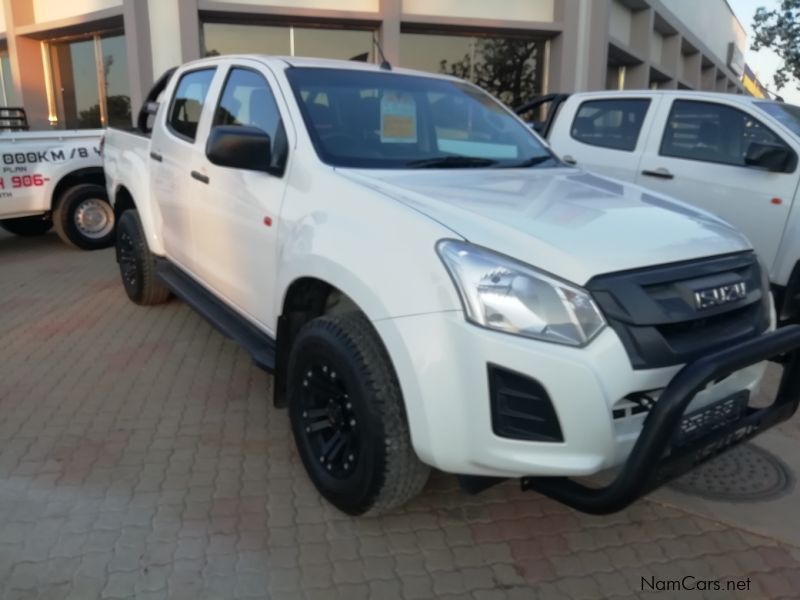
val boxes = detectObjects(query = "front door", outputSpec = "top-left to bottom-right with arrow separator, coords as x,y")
637,99 -> 799,274
190,63 -> 291,332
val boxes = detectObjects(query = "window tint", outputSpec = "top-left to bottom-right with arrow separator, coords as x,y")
285,68 -> 555,169
661,100 -> 789,166
168,69 -> 216,141
213,68 -> 287,173
571,99 -> 650,151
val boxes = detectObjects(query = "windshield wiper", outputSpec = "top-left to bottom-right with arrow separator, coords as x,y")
405,156 -> 498,169
498,155 -> 555,169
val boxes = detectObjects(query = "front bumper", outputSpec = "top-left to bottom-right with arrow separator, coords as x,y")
521,324 -> 800,514
374,311 -> 769,478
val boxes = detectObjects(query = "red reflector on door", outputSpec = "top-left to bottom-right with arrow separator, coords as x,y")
771,198 -> 783,205
263,216 -> 273,227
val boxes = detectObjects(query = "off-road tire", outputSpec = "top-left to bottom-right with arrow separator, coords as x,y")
288,313 -> 430,515
0,215 -> 53,236
53,183 -> 115,250
115,210 -> 171,305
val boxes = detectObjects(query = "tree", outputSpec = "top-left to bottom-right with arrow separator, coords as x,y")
439,38 -> 541,107
751,0 -> 800,90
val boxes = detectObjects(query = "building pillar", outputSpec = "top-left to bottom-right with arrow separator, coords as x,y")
550,0 -> 609,93
379,0 -> 401,65
3,0 -> 51,129
146,0 -> 200,83
123,0 -> 154,126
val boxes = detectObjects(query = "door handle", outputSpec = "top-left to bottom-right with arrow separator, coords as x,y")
641,168 -> 674,180
191,170 -> 209,184
562,154 -> 577,165
149,151 -> 163,162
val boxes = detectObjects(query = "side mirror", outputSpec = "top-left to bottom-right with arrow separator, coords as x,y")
744,141 -> 793,172
530,121 -> 546,134
206,125 -> 272,173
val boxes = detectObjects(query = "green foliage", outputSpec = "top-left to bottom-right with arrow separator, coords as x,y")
751,0 -> 800,90
439,38 -> 541,107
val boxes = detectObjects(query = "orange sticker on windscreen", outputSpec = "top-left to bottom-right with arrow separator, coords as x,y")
380,92 -> 417,143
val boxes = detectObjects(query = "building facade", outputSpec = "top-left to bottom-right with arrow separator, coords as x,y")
0,0 -> 748,130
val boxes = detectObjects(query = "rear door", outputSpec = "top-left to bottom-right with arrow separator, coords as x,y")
636,98 -> 799,273
547,95 -> 658,182
150,67 -> 218,273
190,61 -> 292,332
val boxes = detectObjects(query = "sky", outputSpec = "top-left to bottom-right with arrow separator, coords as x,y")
727,0 -> 800,103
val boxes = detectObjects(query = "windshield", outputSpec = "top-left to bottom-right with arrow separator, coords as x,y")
756,101 -> 800,138
285,67 -> 557,169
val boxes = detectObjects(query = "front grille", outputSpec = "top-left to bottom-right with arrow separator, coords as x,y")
587,252 -> 770,369
488,365 -> 563,442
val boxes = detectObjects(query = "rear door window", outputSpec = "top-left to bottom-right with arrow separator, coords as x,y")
167,68 -> 216,142
570,99 -> 650,151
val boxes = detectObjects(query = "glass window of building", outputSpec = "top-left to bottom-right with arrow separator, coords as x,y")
47,31 -> 131,129
400,31 -> 545,107
0,50 -> 20,107
203,23 -> 374,62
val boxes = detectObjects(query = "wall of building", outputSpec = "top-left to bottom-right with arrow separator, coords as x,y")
661,0 -> 746,65
32,0 -> 121,23
402,0 -> 554,22
210,0 -> 378,10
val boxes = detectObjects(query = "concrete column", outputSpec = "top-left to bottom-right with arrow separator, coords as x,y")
123,0 -> 154,125
379,0 -> 401,65
551,0 -> 610,93
146,0 -> 200,81
3,0 -> 52,129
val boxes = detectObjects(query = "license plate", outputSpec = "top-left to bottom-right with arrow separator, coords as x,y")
676,390 -> 750,446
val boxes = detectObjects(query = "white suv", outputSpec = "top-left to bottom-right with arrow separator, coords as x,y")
103,56 -> 800,516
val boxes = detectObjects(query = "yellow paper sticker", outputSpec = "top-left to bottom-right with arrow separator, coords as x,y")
380,92 -> 418,143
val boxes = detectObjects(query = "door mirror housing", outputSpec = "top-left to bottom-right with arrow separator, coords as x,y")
206,125 -> 274,173
744,141 -> 794,173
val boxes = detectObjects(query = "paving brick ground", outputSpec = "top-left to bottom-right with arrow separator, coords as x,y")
1,229 -> 799,599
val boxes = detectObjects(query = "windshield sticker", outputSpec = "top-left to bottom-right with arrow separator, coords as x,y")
380,92 -> 418,143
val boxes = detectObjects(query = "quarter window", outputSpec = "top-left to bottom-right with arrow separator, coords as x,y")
168,69 -> 216,141
212,68 -> 288,174
570,99 -> 650,151
660,100 -> 789,167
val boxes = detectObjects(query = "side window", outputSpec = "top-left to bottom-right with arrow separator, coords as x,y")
213,67 -> 287,172
167,68 -> 216,141
570,99 -> 650,151
660,100 -> 789,167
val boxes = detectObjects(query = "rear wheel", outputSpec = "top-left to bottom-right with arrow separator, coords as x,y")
288,313 -> 429,515
0,215 -> 53,237
116,210 -> 171,305
53,183 -> 115,250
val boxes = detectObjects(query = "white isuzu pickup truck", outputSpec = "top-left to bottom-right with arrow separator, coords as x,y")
103,55 -> 800,516
0,129 -> 115,249
518,91 -> 800,323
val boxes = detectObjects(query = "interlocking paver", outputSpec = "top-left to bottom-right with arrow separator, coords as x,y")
2,231 -> 800,599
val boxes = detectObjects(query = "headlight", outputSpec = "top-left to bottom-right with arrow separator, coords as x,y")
437,240 -> 606,346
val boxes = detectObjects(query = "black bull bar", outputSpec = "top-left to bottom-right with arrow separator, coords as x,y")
520,325 -> 800,514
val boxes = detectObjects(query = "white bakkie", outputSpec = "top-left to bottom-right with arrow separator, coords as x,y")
103,55 -> 800,517
528,90 -> 800,322
0,129 -> 114,249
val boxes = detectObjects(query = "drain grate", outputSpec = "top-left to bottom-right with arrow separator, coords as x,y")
669,443 -> 794,502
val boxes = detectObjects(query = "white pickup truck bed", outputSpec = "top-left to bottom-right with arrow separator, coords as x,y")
0,128 -> 115,249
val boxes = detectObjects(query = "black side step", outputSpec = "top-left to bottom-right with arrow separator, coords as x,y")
155,259 -> 276,371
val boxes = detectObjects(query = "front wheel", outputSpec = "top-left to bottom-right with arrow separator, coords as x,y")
288,313 -> 430,515
0,215 -> 53,237
53,183 -> 115,250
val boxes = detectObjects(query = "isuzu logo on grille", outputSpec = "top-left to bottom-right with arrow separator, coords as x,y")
693,282 -> 747,309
